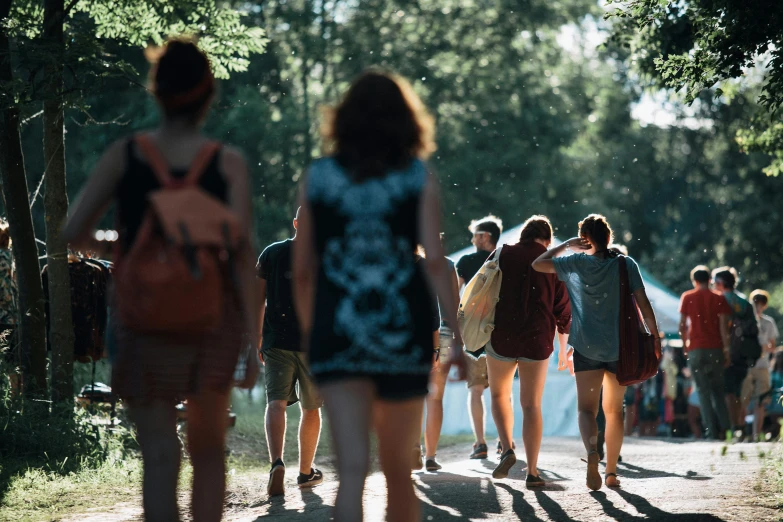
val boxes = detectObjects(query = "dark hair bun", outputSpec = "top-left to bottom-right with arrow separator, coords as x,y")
149,39 -> 214,117
578,214 -> 614,249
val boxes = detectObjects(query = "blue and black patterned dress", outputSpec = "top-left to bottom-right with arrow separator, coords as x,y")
306,157 -> 435,399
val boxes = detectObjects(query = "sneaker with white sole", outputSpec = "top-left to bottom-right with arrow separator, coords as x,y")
267,459 -> 285,497
297,468 -> 323,488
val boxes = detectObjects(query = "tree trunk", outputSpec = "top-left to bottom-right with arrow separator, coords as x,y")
42,0 -> 74,405
0,4 -> 49,398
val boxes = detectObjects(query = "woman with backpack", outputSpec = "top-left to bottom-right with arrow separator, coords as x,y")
532,214 -> 660,491
63,39 -> 259,522
291,70 -> 467,522
485,216 -> 571,486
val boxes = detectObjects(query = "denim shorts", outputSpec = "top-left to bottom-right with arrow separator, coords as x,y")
485,340 -> 538,364
572,349 -> 618,374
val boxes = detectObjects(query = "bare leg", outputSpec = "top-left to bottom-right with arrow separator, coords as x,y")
575,369 -> 604,491
321,380 -> 373,522
424,366 -> 449,458
486,356 -> 517,454
468,385 -> 486,446
601,373 -> 626,483
299,406 -> 322,474
265,400 -> 287,464
517,359 -> 549,477
688,405 -> 702,439
375,397 -> 425,522
186,389 -> 231,522
625,404 -> 637,436
128,399 -> 181,522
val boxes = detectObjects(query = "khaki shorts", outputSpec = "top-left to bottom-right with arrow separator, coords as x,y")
741,366 -> 771,403
466,352 -> 489,389
263,348 -> 323,410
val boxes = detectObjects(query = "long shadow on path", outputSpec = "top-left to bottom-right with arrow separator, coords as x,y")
416,472 -> 503,520
592,490 -> 726,522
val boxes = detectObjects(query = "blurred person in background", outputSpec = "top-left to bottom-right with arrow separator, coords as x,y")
292,70 -> 467,522
741,290 -> 778,440
679,266 -> 732,439
0,220 -> 19,395
62,39 -> 259,522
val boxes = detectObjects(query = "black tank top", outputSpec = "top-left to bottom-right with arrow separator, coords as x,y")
115,138 -> 228,253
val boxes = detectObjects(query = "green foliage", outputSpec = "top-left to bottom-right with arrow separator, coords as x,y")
606,0 -> 783,176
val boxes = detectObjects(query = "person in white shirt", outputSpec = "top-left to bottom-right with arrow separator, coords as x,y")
741,290 -> 779,440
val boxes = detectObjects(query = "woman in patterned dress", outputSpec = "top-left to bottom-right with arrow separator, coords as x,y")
0,220 -> 19,393
292,70 -> 467,522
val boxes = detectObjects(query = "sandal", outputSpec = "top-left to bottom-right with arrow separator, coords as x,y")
585,451 -> 602,491
605,472 -> 621,488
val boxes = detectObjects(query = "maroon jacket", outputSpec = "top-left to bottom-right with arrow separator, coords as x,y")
491,241 -> 571,360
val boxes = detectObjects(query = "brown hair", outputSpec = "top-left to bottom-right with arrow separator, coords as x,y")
147,38 -> 215,118
519,215 -> 552,243
0,220 -> 10,249
321,70 -> 436,180
578,214 -> 614,250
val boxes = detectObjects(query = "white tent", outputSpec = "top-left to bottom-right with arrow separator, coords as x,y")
437,222 -> 680,437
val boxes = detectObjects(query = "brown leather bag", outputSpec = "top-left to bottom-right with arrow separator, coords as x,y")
114,134 -> 244,334
616,255 -> 660,386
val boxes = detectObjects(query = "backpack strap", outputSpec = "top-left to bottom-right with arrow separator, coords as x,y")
135,134 -> 172,187
184,141 -> 221,186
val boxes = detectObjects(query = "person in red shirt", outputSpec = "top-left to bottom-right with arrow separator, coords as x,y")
679,265 -> 732,439
485,216 -> 571,486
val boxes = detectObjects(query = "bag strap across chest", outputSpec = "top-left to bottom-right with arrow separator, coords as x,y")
135,133 -> 220,189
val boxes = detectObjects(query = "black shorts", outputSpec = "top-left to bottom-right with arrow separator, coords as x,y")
314,371 -> 429,401
724,364 -> 749,397
573,350 -> 618,374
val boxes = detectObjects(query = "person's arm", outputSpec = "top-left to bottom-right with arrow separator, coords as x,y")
62,139 -> 127,248
292,180 -> 318,349
450,265 -> 461,308
222,147 -> 260,388
633,288 -> 662,353
719,314 -> 731,365
531,237 -> 590,274
679,313 -> 689,348
257,278 -> 266,363
418,171 -> 467,380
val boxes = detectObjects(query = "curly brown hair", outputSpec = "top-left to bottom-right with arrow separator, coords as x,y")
519,215 -> 552,243
320,70 -> 436,180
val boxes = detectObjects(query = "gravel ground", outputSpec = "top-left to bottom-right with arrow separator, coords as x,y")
226,437 -> 780,521
65,437 -> 781,521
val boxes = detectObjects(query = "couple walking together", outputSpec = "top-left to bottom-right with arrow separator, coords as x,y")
63,37 -> 660,522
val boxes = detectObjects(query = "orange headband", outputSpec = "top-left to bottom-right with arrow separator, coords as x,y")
156,68 -> 214,111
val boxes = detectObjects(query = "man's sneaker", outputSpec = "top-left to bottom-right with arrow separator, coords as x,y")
297,468 -> 323,488
492,449 -> 517,479
425,457 -> 443,472
267,458 -> 285,497
412,446 -> 424,470
470,443 -> 488,460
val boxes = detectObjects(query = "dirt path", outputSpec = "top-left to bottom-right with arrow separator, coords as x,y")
226,437 -> 779,521
65,437 -> 780,521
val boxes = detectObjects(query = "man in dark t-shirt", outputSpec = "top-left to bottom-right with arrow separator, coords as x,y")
456,215 -> 502,460
258,209 -> 323,496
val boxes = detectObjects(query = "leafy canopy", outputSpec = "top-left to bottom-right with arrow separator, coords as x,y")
606,0 -> 783,176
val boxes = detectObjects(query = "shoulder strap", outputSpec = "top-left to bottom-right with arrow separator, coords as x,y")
135,134 -> 172,186
184,141 -> 221,186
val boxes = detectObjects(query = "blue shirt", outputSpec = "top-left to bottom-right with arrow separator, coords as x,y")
553,254 -> 645,362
